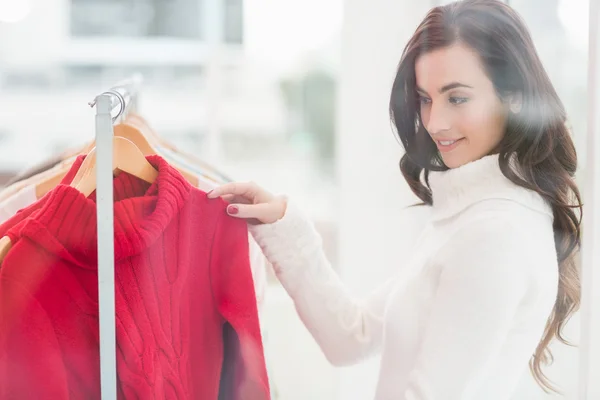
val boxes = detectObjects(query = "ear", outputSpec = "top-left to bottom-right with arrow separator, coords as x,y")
506,92 -> 523,114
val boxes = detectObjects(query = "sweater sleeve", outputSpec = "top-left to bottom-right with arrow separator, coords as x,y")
209,208 -> 271,400
249,201 -> 397,366
403,218 -> 533,399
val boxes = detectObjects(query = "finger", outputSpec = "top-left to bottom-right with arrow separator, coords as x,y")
226,202 -> 283,224
220,194 -> 253,204
207,182 -> 258,199
221,194 -> 236,203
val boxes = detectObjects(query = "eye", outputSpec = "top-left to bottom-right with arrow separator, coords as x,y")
418,96 -> 431,105
449,97 -> 468,105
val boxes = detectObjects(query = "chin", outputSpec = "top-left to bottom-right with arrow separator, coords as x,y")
440,154 -> 468,169
441,150 -> 489,169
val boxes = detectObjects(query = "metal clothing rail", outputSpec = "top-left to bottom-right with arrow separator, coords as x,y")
88,74 -> 143,400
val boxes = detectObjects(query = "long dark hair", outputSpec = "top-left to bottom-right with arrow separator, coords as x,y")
389,0 -> 582,392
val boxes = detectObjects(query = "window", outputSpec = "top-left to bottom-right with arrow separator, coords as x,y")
224,0 -> 243,44
70,0 -> 203,38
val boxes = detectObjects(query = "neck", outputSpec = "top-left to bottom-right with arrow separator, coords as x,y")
427,154 -> 552,221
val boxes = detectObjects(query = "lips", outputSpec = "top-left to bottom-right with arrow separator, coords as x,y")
435,138 -> 465,153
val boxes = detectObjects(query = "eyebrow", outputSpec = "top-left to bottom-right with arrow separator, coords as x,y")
416,82 -> 474,95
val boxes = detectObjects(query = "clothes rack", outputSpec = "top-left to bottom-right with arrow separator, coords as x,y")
88,74 -> 143,400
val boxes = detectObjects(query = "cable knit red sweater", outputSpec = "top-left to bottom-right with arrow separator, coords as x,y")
0,155 -> 270,400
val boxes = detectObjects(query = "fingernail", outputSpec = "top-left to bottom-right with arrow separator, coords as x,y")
206,190 -> 214,198
227,205 -> 239,215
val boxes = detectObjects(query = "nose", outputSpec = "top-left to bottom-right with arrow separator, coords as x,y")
423,102 -> 451,136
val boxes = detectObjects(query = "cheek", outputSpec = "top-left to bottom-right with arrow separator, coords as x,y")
420,108 -> 430,127
458,105 -> 505,145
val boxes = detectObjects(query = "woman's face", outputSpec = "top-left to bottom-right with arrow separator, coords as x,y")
415,43 -> 509,168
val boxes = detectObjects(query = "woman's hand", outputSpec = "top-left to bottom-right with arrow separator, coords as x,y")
207,182 -> 287,224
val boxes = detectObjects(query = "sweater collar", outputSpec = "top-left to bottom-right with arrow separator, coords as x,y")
14,155 -> 191,266
428,154 -> 553,221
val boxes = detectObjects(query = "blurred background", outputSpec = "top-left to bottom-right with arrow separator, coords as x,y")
0,0 -> 593,398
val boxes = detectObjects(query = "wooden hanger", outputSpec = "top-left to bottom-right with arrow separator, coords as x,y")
70,136 -> 158,197
124,114 -> 162,144
126,114 -> 229,184
29,141 -> 97,200
0,236 -> 11,264
0,156 -> 78,203
32,120 -> 154,200
121,114 -> 229,185
0,142 -> 92,203
0,137 -> 158,265
34,159 -> 77,200
78,116 -> 199,186
117,121 -> 199,186
2,110 -> 212,204
29,114 -> 197,201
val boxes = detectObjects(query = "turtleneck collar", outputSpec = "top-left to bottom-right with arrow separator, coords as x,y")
428,154 -> 553,221
11,155 -> 192,268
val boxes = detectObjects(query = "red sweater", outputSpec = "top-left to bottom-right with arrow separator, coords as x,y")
0,155 -> 270,400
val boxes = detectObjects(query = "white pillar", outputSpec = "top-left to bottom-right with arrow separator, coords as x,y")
203,0 -> 224,163
579,0 -> 600,397
336,0 -> 433,398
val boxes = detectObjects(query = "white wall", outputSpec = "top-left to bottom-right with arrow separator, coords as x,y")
0,0 -> 67,71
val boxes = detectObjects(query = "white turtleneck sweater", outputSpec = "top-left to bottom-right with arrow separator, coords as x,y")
249,154 -> 559,400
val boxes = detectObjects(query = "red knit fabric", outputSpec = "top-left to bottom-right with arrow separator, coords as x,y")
0,155 -> 270,400
0,156 -> 86,239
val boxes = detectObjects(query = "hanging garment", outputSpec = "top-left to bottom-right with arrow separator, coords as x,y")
0,167 -> 268,313
192,172 -> 268,310
157,145 -> 223,184
0,184 -> 36,225
0,157 -> 84,235
2,143 -> 87,189
0,155 -> 270,400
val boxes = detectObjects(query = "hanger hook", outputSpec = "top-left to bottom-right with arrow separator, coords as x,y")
88,90 -> 127,123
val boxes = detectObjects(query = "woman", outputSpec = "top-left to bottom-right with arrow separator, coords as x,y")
208,0 -> 582,398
